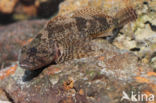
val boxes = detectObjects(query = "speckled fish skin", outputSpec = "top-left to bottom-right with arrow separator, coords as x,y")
19,7 -> 137,70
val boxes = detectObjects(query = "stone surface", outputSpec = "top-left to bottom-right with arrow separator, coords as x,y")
0,88 -> 11,103
112,1 -> 156,70
0,0 -> 18,14
0,0 -> 156,103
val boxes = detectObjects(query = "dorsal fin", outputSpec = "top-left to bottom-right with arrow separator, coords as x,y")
115,6 -> 137,27
48,15 -> 69,24
47,7 -> 113,26
65,7 -> 111,18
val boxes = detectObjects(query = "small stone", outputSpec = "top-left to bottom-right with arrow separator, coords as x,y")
0,0 -> 18,14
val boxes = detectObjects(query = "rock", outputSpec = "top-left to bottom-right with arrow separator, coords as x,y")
151,56 -> 156,70
149,0 -> 156,11
107,0 -> 156,69
0,0 -> 18,14
36,0 -> 63,18
0,39 -> 155,103
0,19 -> 48,70
0,88 -> 11,103
0,0 -> 156,103
0,0 -> 18,24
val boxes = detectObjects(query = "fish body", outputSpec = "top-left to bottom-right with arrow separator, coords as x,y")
19,7 -> 137,70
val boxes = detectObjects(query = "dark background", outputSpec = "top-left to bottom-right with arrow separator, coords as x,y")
0,0 -> 64,25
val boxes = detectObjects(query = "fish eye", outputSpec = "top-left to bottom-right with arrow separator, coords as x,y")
27,47 -> 37,56
107,18 -> 113,25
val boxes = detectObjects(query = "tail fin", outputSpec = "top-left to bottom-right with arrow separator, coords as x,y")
115,7 -> 137,27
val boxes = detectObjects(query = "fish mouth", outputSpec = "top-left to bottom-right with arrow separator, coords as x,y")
19,63 -> 34,70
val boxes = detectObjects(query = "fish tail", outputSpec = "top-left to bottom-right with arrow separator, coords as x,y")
115,6 -> 137,27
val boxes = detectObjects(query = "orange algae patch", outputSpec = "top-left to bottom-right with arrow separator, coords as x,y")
98,56 -> 105,61
15,38 -> 33,46
149,84 -> 156,93
147,72 -> 156,77
63,77 -> 74,90
0,64 -> 17,80
79,89 -> 84,95
22,38 -> 33,46
143,91 -> 154,97
46,67 -> 61,75
137,66 -> 144,75
147,101 -> 155,103
143,90 -> 155,103
135,76 -> 150,83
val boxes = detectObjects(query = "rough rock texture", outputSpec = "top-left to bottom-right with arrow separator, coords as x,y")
112,1 -> 156,70
0,19 -> 48,69
0,39 -> 155,103
0,88 -> 11,103
0,0 -> 156,103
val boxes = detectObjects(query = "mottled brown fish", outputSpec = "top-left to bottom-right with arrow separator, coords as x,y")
19,7 -> 137,70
